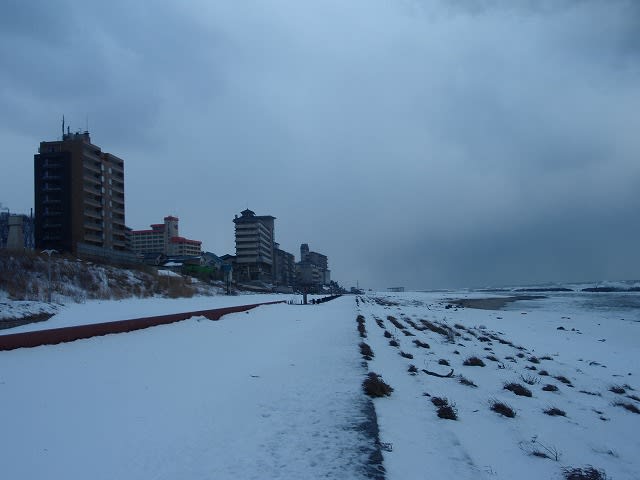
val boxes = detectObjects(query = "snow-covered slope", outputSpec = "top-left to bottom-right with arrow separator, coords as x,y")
357,292 -> 640,480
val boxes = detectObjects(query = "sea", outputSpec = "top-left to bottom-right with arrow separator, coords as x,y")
429,280 -> 640,324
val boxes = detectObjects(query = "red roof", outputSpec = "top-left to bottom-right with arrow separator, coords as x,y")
170,236 -> 201,245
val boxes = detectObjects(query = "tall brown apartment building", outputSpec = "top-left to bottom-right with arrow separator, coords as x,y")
34,130 -> 128,258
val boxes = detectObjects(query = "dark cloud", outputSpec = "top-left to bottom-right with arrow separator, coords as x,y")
1,0 -> 639,289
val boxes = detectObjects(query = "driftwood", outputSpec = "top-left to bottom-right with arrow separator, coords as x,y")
422,368 -> 454,378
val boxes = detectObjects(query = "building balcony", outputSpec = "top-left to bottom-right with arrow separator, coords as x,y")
84,221 -> 103,231
83,161 -> 102,174
42,185 -> 62,192
42,198 -> 62,205
84,197 -> 102,208
42,161 -> 63,168
43,223 -> 62,229
42,174 -> 61,181
83,184 -> 102,195
83,172 -> 101,183
84,209 -> 102,219
84,235 -> 103,244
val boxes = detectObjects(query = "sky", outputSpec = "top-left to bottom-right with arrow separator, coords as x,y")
1,0 -> 639,289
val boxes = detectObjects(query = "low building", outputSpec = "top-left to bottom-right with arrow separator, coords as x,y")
388,287 -> 405,292
0,211 -> 35,250
131,216 -> 202,257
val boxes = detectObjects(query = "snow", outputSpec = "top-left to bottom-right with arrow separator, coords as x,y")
357,292 -> 640,480
0,297 -> 375,479
1,290 -> 638,479
1,294 -> 290,333
156,268 -> 181,276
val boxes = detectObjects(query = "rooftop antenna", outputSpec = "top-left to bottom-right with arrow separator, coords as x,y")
62,115 -> 65,139
85,114 -> 89,133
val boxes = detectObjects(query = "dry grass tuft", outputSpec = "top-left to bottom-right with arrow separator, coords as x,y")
463,356 -> 486,367
359,342 -> 374,360
363,372 -> 393,398
609,385 -> 626,394
613,401 -> 640,414
544,407 -> 566,417
412,339 -> 430,349
504,382 -> 533,397
490,399 -> 516,418
562,466 -> 608,480
458,375 -> 477,388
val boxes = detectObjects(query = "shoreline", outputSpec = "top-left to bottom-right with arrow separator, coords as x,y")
448,295 -> 545,310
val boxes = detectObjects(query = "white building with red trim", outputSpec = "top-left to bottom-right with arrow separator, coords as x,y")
131,216 -> 202,257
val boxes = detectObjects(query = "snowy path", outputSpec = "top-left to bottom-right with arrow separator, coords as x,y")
0,297 -> 376,480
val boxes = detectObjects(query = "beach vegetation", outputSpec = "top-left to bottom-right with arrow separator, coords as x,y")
554,375 -> 573,386
521,374 -> 540,385
504,382 -> 533,397
544,407 -> 566,417
562,466 -> 608,480
359,342 -> 374,360
463,356 -> 485,367
437,404 -> 458,420
490,399 -> 516,418
613,401 -> 640,414
363,372 -> 393,398
431,396 -> 448,407
458,375 -> 477,388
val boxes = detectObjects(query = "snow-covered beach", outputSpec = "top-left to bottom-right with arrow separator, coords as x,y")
1,290 -> 638,479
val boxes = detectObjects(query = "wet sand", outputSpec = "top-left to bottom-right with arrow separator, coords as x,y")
448,295 -> 545,310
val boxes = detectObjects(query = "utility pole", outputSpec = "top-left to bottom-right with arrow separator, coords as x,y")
41,249 -> 57,302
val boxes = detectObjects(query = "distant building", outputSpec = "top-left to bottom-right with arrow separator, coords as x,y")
131,216 -> 202,257
33,129 -> 131,261
273,243 -> 295,287
233,209 -> 275,282
0,211 -> 35,250
388,287 -> 405,292
296,243 -> 330,289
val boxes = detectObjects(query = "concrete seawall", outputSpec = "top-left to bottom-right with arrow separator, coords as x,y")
0,300 -> 285,351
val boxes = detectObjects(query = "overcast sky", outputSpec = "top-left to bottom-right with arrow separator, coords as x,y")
2,0 -> 639,289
